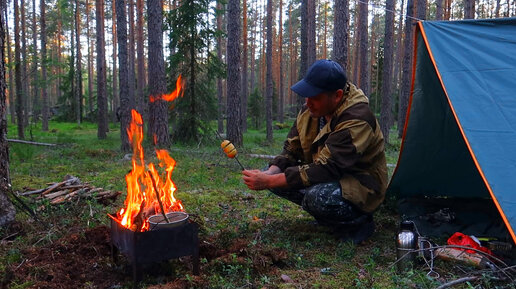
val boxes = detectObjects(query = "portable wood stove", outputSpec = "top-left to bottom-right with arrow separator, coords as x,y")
110,217 -> 200,283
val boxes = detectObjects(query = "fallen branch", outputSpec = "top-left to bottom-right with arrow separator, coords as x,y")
7,138 -> 57,146
44,190 -> 71,200
248,154 -> 275,160
19,188 -> 47,196
40,177 -> 79,196
435,276 -> 478,289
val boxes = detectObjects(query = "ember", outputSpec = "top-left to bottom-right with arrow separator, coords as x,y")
116,77 -> 185,232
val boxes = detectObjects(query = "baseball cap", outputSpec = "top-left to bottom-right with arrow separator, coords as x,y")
291,59 -> 348,98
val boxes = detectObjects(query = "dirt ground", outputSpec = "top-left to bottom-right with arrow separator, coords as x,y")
3,223 -> 288,289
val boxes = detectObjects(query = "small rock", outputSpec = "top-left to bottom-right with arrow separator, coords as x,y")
281,274 -> 294,283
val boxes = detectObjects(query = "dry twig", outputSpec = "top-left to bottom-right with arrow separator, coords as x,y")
435,276 -> 478,289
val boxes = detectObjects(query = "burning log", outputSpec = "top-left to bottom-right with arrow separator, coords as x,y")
19,175 -> 121,205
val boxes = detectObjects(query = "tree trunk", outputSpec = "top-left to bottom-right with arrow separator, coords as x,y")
217,1 -> 224,134
118,0 -> 133,151
21,0 -> 29,127
278,0 -> 284,123
358,0 -> 369,96
445,0 -> 451,20
86,0 -> 94,114
352,8 -> 359,84
265,0 -> 273,142
417,0 -> 427,20
298,0 -> 308,109
75,0 -> 82,125
0,0 -> 16,226
250,0 -> 256,94
288,2 -> 296,114
241,0 -> 248,132
97,0 -> 108,139
4,8 -> 15,125
40,0 -> 48,131
226,0 -> 242,146
112,0 -> 119,122
464,0 -> 475,19
435,0 -> 443,20
136,0 -> 145,118
260,8 -> 265,93
307,0 -> 316,66
398,0 -> 414,137
128,0 -> 137,113
31,0 -> 39,122
14,0 -> 24,139
495,0 -> 501,17
147,0 -> 169,148
299,0 -> 307,79
70,21 -> 76,124
369,15 -> 378,110
392,0 -> 404,128
56,16 -> 62,102
380,0 -> 395,143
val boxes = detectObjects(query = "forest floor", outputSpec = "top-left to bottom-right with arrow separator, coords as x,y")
1,120 -> 515,289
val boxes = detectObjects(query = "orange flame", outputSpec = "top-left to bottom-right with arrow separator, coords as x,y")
149,75 -> 185,103
117,109 -> 184,232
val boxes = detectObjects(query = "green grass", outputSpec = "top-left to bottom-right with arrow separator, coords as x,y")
1,119 -> 514,289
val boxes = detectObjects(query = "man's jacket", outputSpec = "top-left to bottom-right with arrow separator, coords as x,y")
270,83 -> 388,213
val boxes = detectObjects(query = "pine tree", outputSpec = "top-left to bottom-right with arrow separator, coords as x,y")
266,0 -> 273,142
97,0 -> 108,139
398,0 -> 415,137
216,0 -> 224,134
147,0 -> 169,147
117,0 -> 133,151
358,0 -> 369,95
31,0 -> 39,121
136,0 -> 145,120
0,0 -> 16,227
166,0 -> 221,142
40,0 -> 49,131
380,0 -> 395,143
75,0 -> 83,125
86,0 -> 94,115
226,0 -> 242,146
333,0 -> 349,71
15,0 -> 25,139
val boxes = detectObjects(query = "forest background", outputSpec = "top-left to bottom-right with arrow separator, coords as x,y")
0,0 -> 516,288
3,0 -> 514,147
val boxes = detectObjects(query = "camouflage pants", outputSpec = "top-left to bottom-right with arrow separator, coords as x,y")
271,182 -> 368,227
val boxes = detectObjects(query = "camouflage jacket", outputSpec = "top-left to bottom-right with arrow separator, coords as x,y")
270,83 -> 388,213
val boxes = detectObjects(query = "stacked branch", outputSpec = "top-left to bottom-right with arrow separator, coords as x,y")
20,175 -> 121,204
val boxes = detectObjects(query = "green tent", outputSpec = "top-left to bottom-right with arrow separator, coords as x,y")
387,18 -> 516,246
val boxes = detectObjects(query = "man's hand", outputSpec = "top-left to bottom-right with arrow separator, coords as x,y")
242,169 -> 287,191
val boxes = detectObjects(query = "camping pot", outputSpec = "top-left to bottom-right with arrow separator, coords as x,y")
396,220 -> 417,271
148,211 -> 189,230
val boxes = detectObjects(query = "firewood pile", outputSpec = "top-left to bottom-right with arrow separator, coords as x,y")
20,175 -> 121,205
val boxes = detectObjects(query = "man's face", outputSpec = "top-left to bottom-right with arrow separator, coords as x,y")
305,90 -> 343,118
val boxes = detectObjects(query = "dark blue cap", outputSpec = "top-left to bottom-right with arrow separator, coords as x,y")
291,59 -> 348,98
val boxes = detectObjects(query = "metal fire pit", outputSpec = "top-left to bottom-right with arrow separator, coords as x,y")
110,216 -> 199,282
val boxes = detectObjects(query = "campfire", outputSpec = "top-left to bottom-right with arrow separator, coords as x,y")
110,76 -> 199,282
114,75 -> 186,232
115,109 -> 184,232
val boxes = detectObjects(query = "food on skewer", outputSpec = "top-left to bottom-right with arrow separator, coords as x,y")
221,140 -> 237,158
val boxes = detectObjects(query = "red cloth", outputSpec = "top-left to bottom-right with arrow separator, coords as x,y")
447,232 -> 493,256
